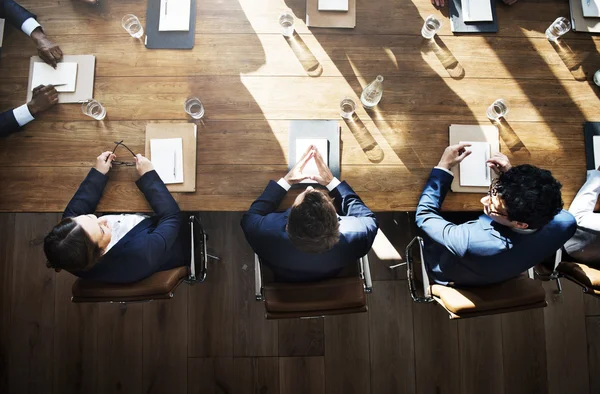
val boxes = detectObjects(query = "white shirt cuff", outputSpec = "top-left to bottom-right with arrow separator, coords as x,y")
13,104 -> 35,127
276,178 -> 291,191
434,166 -> 454,177
21,18 -> 41,37
326,177 -> 341,192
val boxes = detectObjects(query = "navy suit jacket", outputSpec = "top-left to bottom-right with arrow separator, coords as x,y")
416,168 -> 577,286
241,180 -> 379,282
64,168 -> 189,284
0,0 -> 36,137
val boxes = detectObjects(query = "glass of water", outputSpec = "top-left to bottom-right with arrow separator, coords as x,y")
82,99 -> 106,120
486,99 -> 509,121
279,12 -> 295,38
340,97 -> 356,119
594,69 -> 600,87
421,15 -> 442,39
122,14 -> 144,38
184,97 -> 205,119
545,17 -> 571,42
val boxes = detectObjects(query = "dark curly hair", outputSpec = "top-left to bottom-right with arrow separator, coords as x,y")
44,217 -> 102,272
495,164 -> 563,229
287,190 -> 340,253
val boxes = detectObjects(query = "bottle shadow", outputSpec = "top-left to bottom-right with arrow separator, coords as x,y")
492,117 -> 530,156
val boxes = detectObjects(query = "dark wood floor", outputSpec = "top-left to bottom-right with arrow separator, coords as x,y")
0,212 -> 598,394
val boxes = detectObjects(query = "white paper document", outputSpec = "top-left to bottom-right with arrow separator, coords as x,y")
594,135 -> 600,170
31,62 -> 78,92
582,0 -> 600,17
459,141 -> 491,187
159,0 -> 191,31
462,0 -> 493,22
296,138 -> 329,184
150,138 -> 184,184
318,0 -> 349,11
0,19 -> 5,48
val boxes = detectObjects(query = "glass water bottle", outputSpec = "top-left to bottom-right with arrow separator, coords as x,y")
360,75 -> 384,110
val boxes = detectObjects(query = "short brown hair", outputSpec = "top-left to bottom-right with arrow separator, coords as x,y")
287,190 -> 340,253
44,218 -> 103,272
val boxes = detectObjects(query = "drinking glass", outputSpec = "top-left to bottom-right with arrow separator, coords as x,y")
594,69 -> 600,87
486,99 -> 509,121
184,97 -> 205,119
279,12 -> 295,38
122,14 -> 144,38
340,97 -> 356,119
81,99 -> 106,120
545,17 -> 571,42
421,15 -> 442,39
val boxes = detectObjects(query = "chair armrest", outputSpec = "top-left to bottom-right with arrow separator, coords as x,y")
359,254 -> 373,293
405,236 -> 434,303
189,214 -> 208,282
255,254 -> 264,301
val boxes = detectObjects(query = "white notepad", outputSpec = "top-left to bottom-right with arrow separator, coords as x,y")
31,62 -> 78,92
459,141 -> 491,187
150,138 -> 184,184
462,0 -> 493,22
159,0 -> 191,31
594,135 -> 600,170
296,138 -> 329,184
318,0 -> 349,11
582,0 -> 600,17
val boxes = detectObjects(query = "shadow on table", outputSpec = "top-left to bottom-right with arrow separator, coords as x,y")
422,36 -> 465,80
284,32 -> 323,77
343,113 -> 384,163
493,117 -> 530,156
550,40 -> 589,82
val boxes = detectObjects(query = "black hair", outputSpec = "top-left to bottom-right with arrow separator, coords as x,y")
44,218 -> 102,271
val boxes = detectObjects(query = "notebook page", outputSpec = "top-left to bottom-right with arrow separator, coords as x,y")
459,141 -> 491,187
150,138 -> 184,184
594,135 -> 600,170
31,62 -> 78,92
296,138 -> 329,184
462,0 -> 493,22
159,0 -> 191,31
318,0 -> 349,11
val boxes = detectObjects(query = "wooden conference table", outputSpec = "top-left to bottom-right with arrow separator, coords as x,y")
0,0 -> 598,212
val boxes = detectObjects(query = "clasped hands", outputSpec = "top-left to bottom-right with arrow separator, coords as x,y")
95,151 -> 155,177
284,145 -> 334,186
437,142 -> 512,175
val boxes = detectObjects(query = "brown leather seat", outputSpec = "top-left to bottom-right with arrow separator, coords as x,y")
430,275 -> 547,319
263,277 -> 367,319
71,266 -> 189,303
557,262 -> 600,296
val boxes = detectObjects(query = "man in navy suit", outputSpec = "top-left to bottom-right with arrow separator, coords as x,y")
416,143 -> 577,287
0,0 -> 63,137
241,146 -> 379,282
44,150 -> 189,284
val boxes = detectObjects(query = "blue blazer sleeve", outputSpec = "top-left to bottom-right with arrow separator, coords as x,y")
135,170 -> 182,261
240,180 -> 287,244
62,168 -> 109,219
0,0 -> 36,30
0,109 -> 21,138
330,181 -> 379,247
416,168 -> 471,257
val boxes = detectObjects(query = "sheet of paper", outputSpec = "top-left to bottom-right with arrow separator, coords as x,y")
31,62 -> 78,92
459,141 -> 491,187
159,0 -> 191,31
296,138 -> 329,184
462,0 -> 493,22
318,0 -> 349,11
582,0 -> 600,17
594,136 -> 600,170
150,138 -> 184,184
0,19 -> 5,48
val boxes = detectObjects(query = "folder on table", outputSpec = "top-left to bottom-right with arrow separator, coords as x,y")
570,0 -> 600,32
450,0 -> 498,33
289,120 -> 340,183
31,62 -> 78,93
26,55 -> 95,104
145,123 -> 197,192
307,0 -> 355,28
584,122 -> 600,170
449,124 -> 499,193
146,0 -> 197,49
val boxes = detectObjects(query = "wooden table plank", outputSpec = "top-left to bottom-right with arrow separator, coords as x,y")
278,318 -> 324,357
586,316 -> 600,394
0,213 -> 15,394
279,357 -> 325,394
187,358 -> 235,394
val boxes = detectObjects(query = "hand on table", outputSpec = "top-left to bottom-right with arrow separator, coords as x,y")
95,151 -> 116,175
486,152 -> 512,175
310,149 -> 334,186
27,85 -> 58,116
284,145 -> 313,185
31,28 -> 63,68
135,154 -> 154,177
502,0 -> 518,5
437,142 -> 472,170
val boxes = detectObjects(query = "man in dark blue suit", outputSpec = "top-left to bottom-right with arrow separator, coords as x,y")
241,146 -> 379,282
0,0 -> 63,137
44,150 -> 189,284
416,143 -> 577,287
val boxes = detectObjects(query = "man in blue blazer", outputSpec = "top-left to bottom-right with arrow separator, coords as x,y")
416,143 -> 577,287
44,150 -> 189,284
0,0 -> 63,137
241,146 -> 379,282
